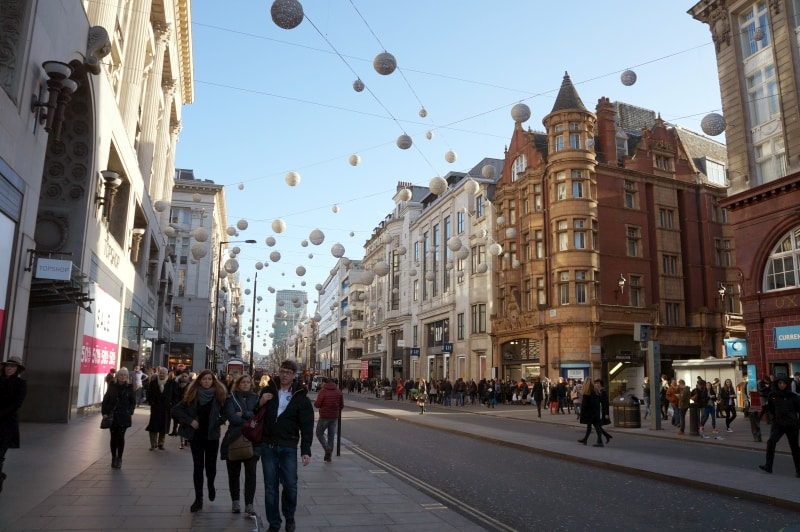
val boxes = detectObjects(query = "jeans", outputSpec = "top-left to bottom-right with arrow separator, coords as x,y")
643,396 -> 651,418
724,404 -> 737,429
672,404 -> 681,427
700,404 -> 716,429
260,444 -> 298,529
679,407 -> 689,433
455,391 -> 464,406
316,417 -> 338,452
442,392 -> 451,406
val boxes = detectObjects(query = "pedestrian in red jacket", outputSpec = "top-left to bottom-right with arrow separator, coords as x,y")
313,377 -> 344,462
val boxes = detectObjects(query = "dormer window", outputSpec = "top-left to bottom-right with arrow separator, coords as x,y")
513,154 -> 527,181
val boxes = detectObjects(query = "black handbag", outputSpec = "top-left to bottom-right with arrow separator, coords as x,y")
100,416 -> 112,429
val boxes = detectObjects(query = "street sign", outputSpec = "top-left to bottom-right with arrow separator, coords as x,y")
633,323 -> 651,343
410,348 -> 420,356
442,342 -> 453,353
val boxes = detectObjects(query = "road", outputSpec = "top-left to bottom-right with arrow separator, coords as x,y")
335,398 -> 800,531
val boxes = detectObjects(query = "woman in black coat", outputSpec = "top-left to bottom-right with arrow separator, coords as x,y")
220,374 -> 260,515
532,378 -> 544,418
0,356 -> 27,494
145,367 -> 175,450
578,380 -> 611,447
171,369 -> 228,513
101,367 -> 136,468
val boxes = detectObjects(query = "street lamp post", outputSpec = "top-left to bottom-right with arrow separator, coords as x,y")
211,239 -> 256,370
248,270 -> 258,376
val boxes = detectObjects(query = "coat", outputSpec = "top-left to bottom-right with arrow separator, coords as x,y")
220,390 -> 259,461
102,381 -> 136,428
766,387 -> 800,427
0,375 -> 27,448
171,394 -> 226,442
580,393 -> 601,424
145,377 -> 176,433
314,382 -> 344,420
257,381 -> 314,456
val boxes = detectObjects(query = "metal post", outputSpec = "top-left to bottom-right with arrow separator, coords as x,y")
212,240 -> 226,370
249,270 -> 257,375
337,336 -> 344,457
646,340 -> 662,430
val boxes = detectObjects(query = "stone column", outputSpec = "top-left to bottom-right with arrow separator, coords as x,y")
150,78 -> 176,203
86,0 -> 116,30
138,21 -> 171,192
118,1 -> 151,144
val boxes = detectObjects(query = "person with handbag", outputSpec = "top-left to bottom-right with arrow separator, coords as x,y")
101,366 -> 136,469
578,377 -> 608,447
171,369 -> 227,513
145,367 -> 175,451
221,374 -> 259,516
0,356 -> 27,493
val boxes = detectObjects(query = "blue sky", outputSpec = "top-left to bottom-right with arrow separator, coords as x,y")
175,1 -> 722,344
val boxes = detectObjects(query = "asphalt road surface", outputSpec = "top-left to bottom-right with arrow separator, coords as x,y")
338,408 -> 800,531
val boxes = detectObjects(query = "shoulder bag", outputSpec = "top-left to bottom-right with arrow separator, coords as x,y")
228,433 -> 254,460
241,402 -> 267,445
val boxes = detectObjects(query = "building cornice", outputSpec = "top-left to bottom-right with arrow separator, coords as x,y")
175,0 -> 194,104
720,173 -> 800,211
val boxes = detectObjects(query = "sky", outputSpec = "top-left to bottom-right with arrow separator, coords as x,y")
174,1 -> 723,348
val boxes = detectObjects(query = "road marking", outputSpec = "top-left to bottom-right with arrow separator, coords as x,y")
350,445 -> 518,532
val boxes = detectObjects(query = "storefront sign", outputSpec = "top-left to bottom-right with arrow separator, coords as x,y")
775,325 -> 800,349
442,342 -> 453,353
35,258 -> 72,281
724,338 -> 747,357
410,347 -> 420,357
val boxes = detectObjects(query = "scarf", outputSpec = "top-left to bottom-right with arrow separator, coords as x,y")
197,386 -> 216,406
157,375 -> 168,393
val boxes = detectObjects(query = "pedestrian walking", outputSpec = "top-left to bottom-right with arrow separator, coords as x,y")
759,376 -> 800,476
0,356 -> 27,493
642,376 -> 651,419
676,380 -> 690,435
171,369 -> 228,513
719,378 -> 737,432
314,377 -> 344,460
101,366 -> 136,469
257,360 -> 314,532
578,378 -> 610,447
700,381 -> 718,434
145,367 -> 175,451
532,377 -> 544,418
221,374 -> 260,516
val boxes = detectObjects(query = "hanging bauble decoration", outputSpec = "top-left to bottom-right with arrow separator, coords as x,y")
429,176 -> 447,195
191,243 -> 208,260
342,257 -> 351,267
419,107 -> 427,118
447,237 -> 463,251
269,251 -> 281,262
236,219 -> 248,231
231,246 -> 241,255
309,229 -> 325,245
511,103 -> 531,123
237,183 -> 244,190
315,283 -> 323,291
445,150 -> 457,163
701,113 -> 726,136
425,271 -> 435,281
353,78 -> 365,92
154,200 -> 169,212
373,51 -> 397,75
488,242 -> 503,256
193,227 -> 209,242
270,0 -> 304,30
505,227 -> 517,239
224,258 -> 239,273
285,171 -> 301,187
244,288 -> 251,295
426,130 -> 434,140
296,266 -> 306,276
512,259 -> 521,268
620,69 -> 637,86
464,178 -> 479,195
477,263 -> 488,273
373,261 -> 390,277
397,134 -> 412,150
331,242 -> 345,258
396,245 -> 407,255
255,261 -> 264,270
332,204 -> 340,213
456,246 -> 470,260
497,215 -> 506,227
349,154 -> 361,166
308,253 -> 314,259
271,218 -> 286,233
753,27 -> 765,41
226,226 -> 237,236
265,236 -> 276,247
163,226 -> 176,237
482,165 -> 496,179
349,231 -> 355,237
300,240 -> 308,247
397,188 -> 412,202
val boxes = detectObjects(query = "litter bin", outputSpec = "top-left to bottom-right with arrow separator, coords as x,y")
612,395 -> 642,428
383,387 -> 393,400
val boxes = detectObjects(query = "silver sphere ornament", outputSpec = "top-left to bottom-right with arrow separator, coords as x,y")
481,165 -> 496,179
397,188 -> 412,202
511,103 -> 531,123
373,51 -> 397,75
349,154 -> 361,166
397,134 -> 412,150
429,176 -> 447,196
285,171 -> 301,187
236,219 -> 248,231
265,236 -> 276,247
426,130 -> 434,140
620,69 -> 637,86
270,0 -> 304,30
701,113 -> 726,136
419,107 -> 427,118
353,78 -> 365,92
445,150 -> 457,163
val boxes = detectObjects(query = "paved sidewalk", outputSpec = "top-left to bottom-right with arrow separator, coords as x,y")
0,408 -> 481,532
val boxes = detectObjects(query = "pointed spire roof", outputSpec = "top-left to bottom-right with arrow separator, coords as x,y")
551,71 -> 586,113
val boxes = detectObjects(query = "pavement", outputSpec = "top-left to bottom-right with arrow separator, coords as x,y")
0,393 -> 797,531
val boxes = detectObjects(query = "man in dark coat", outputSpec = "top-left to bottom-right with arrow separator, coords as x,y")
759,376 -> 800,476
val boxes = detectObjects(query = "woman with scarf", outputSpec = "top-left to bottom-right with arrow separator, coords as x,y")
221,374 -> 260,515
171,369 -> 227,512
145,367 -> 175,450
101,366 -> 136,468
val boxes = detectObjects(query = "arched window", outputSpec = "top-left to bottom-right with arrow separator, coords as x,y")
765,227 -> 800,291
